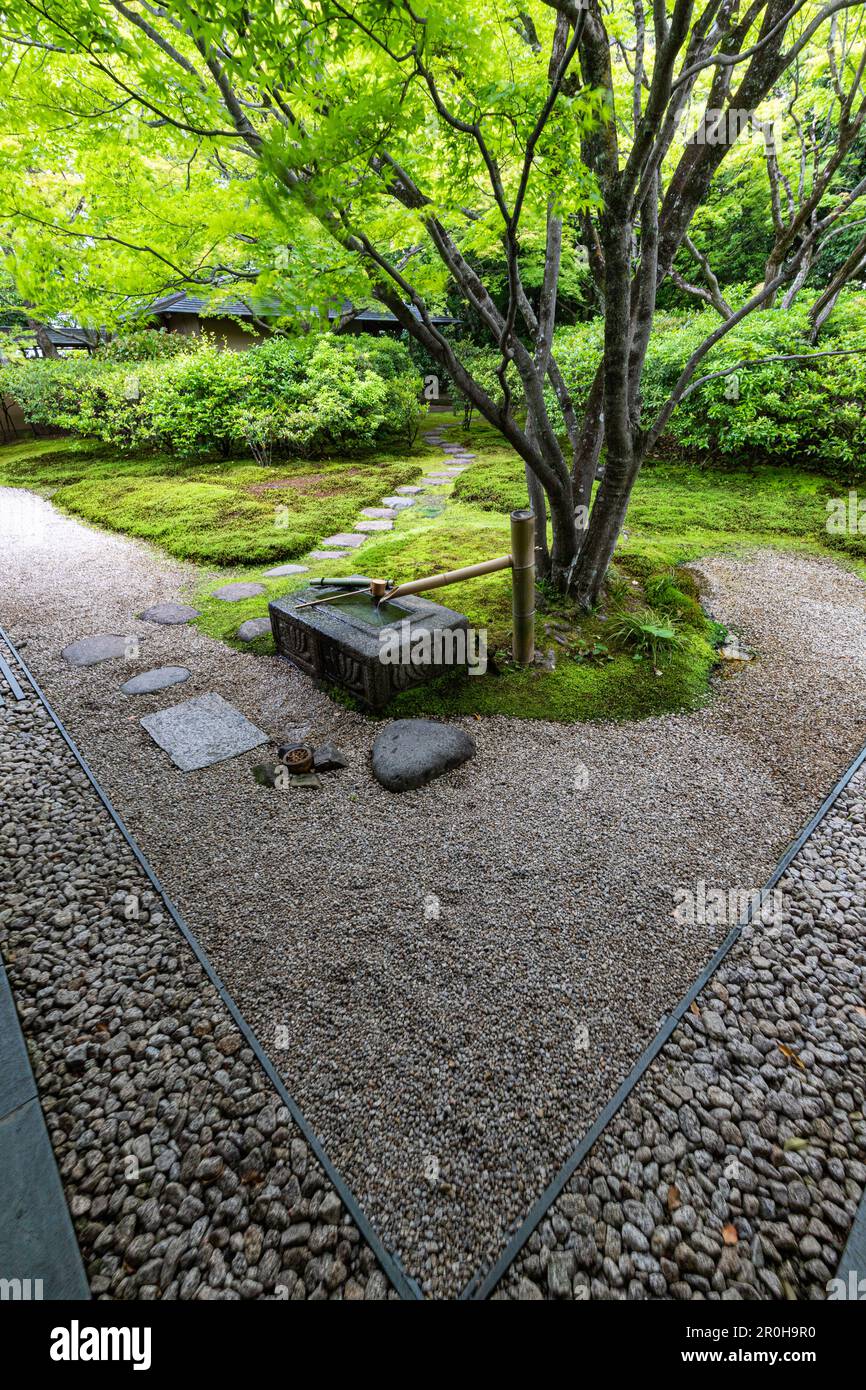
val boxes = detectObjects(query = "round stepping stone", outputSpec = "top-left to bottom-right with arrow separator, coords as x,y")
212,582 -> 265,602
381,497 -> 415,510
236,617 -> 272,642
61,635 -> 136,668
140,602 -> 199,625
121,666 -> 190,695
308,549 -> 349,560
321,532 -> 366,548
263,563 -> 309,579
354,519 -> 393,531
372,719 -> 476,792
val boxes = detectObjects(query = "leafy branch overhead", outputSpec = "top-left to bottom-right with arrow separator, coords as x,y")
1,1 -> 865,604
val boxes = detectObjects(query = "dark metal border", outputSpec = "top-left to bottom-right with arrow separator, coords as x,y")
0,624 -> 422,1302
463,738 -> 866,1300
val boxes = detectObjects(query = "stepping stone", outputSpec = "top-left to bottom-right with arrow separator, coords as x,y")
372,719 -> 476,793
121,666 -> 190,696
423,476 -> 452,484
212,582 -> 265,602
321,533 -> 366,549
263,563 -> 309,579
360,508 -> 397,519
354,519 -> 393,532
396,486 -> 423,495
61,635 -> 136,668
308,549 -> 349,560
140,602 -> 199,625
441,444 -> 464,452
450,452 -> 475,459
236,618 -> 272,642
381,497 -> 415,510
140,692 -> 267,772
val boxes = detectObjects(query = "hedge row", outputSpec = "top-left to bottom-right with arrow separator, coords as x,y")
0,333 -> 424,459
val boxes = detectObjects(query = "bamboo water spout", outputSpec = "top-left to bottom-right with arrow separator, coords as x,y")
293,508 -> 536,663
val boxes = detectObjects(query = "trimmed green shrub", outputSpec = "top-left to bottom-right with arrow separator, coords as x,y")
0,333 -> 423,458
548,292 -> 866,473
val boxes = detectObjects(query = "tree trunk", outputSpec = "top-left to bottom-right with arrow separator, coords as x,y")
572,443 -> 642,608
524,416 -> 550,578
27,318 -> 58,358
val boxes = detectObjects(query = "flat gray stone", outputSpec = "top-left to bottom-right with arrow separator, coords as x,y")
212,582 -> 266,602
381,497 -> 415,510
372,719 -> 475,792
121,666 -> 190,695
0,963 -> 35,1118
0,1098 -> 90,1300
140,602 -> 199,625
354,519 -> 393,532
320,533 -> 366,548
308,549 -> 349,560
360,508 -> 397,519
263,563 -> 310,579
396,486 -> 423,495
61,634 -> 135,668
236,617 -> 272,642
140,692 -> 267,772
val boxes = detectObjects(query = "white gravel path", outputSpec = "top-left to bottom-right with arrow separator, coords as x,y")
2,483 -> 865,1297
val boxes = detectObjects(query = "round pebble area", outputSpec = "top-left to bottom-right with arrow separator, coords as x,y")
3,484 -> 866,1298
499,769 -> 866,1300
0,647 -> 396,1301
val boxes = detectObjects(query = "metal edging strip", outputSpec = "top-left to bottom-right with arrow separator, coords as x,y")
463,737 -> 866,1300
0,624 -> 423,1303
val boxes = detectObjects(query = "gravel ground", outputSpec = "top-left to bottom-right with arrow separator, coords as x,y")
499,768 -> 866,1300
0,645 -> 397,1299
2,483 -> 866,1297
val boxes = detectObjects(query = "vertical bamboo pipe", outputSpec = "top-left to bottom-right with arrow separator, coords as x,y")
510,508 -> 536,665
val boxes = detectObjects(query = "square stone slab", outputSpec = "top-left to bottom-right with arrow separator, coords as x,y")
263,563 -> 310,579
354,519 -> 393,531
62,635 -> 136,668
212,582 -> 266,602
140,693 -> 268,772
121,666 -> 190,696
360,508 -> 397,519
321,533 -> 367,549
140,602 -> 199,625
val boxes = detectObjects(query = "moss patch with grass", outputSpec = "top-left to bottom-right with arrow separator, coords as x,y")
0,437 -> 421,565
4,420 -> 860,724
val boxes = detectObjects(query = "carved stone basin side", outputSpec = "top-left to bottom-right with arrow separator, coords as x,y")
268,587 -> 470,710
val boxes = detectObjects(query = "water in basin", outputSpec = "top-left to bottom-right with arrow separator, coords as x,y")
323,593 -> 408,628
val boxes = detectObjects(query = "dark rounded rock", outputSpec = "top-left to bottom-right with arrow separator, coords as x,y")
371,719 -> 475,792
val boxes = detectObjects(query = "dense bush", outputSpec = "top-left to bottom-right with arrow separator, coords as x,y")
97,329 -> 196,362
404,333 -> 525,424
1,333 -> 423,458
549,293 -> 866,472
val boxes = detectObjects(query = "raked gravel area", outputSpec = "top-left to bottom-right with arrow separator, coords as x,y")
499,768 -> 866,1301
1,483 -> 866,1296
0,646 -> 396,1300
